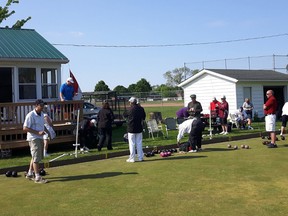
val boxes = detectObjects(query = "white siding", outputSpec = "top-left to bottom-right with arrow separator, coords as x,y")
182,73 -> 237,114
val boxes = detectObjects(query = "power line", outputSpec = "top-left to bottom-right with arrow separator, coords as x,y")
52,33 -> 288,48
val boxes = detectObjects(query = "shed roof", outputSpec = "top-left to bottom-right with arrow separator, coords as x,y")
205,69 -> 288,81
0,28 -> 69,63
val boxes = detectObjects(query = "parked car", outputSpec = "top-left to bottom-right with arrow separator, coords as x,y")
82,102 -> 101,119
82,102 -> 126,126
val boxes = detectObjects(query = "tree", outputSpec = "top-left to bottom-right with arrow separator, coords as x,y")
113,85 -> 128,94
163,67 -> 199,87
94,80 -> 110,92
127,84 -> 137,93
154,84 -> 182,97
135,78 -> 152,93
127,79 -> 152,98
0,0 -> 31,28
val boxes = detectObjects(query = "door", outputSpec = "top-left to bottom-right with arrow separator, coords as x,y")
0,67 -> 13,103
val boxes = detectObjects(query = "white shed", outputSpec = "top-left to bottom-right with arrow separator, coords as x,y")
178,69 -> 288,118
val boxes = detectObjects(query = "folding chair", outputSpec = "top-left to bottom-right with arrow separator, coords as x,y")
176,117 -> 186,125
164,117 -> 178,137
146,119 -> 164,139
229,113 -> 239,128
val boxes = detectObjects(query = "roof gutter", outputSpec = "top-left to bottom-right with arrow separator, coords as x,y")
0,57 -> 69,64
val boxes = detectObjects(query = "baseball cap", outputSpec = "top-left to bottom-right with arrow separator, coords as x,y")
67,77 -> 74,83
128,97 -> 137,103
190,94 -> 196,98
221,95 -> 226,99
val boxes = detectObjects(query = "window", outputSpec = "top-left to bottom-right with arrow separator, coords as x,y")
41,69 -> 58,99
243,87 -> 252,100
18,68 -> 36,99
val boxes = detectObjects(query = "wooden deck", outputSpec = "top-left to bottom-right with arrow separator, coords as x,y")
0,101 -> 84,151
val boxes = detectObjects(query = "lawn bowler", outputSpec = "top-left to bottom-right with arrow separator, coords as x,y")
263,90 -> 277,148
23,99 -> 48,184
124,97 -> 146,162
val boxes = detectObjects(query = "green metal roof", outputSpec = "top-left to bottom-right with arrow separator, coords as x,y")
0,28 -> 69,63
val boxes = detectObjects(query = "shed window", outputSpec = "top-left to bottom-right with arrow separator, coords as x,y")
18,68 -> 37,99
41,69 -> 58,99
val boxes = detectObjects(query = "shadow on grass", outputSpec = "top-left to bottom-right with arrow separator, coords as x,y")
201,148 -> 235,152
143,155 -> 207,162
48,171 -> 138,182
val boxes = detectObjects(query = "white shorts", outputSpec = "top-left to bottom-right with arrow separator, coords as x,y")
265,114 -> 276,132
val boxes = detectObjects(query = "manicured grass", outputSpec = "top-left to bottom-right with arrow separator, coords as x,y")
1,137 -> 288,216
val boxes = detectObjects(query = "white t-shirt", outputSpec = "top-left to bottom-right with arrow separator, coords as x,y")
23,109 -> 45,141
282,102 -> 288,116
177,118 -> 195,142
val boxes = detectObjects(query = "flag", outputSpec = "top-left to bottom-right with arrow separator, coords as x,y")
70,70 -> 82,100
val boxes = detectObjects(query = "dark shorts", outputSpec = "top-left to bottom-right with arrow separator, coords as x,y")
282,115 -> 288,127
245,110 -> 252,119
220,117 -> 228,125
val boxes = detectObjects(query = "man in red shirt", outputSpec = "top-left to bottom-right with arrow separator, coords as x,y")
263,90 -> 278,148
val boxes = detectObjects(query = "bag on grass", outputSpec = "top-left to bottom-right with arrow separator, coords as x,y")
179,142 -> 189,152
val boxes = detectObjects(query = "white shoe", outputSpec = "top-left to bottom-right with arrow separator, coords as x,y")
83,147 -> 90,151
224,132 -> 228,135
219,131 -> 225,135
188,150 -> 197,153
126,158 -> 135,163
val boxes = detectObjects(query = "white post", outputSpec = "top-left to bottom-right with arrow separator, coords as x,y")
209,110 -> 212,139
74,109 -> 80,158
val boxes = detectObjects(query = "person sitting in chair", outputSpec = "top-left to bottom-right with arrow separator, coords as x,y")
234,107 -> 248,129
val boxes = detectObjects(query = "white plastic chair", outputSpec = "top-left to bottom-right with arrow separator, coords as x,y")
146,119 -> 164,139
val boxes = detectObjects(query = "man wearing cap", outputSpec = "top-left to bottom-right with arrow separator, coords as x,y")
23,99 -> 48,184
60,77 -> 75,101
60,77 -> 76,120
124,97 -> 146,162
219,95 -> 229,135
187,94 -> 203,117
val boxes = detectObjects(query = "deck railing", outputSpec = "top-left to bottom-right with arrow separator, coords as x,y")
0,100 -> 84,129
0,101 -> 84,151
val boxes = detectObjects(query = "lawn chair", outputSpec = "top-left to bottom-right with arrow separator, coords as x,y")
146,119 -> 164,139
164,117 -> 178,138
229,113 -> 239,128
176,117 -> 186,125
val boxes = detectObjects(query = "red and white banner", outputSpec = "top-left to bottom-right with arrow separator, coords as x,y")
70,70 -> 82,100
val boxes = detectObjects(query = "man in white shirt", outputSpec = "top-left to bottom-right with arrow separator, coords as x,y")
23,99 -> 48,184
177,118 -> 195,145
280,102 -> 288,139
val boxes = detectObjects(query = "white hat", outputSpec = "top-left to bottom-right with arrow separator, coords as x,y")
128,97 -> 137,103
67,77 -> 74,83
90,119 -> 96,126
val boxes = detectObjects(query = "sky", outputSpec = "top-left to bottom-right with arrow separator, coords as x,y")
2,0 -> 288,91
